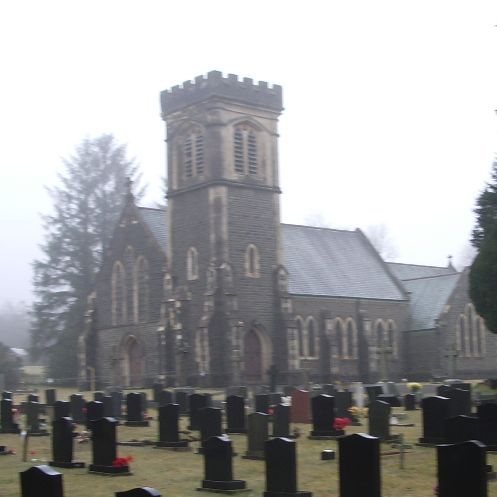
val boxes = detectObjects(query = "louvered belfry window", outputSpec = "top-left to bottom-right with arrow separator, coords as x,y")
234,125 -> 257,175
183,127 -> 204,178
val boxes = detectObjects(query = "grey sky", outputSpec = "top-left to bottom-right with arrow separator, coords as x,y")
1,0 -> 496,304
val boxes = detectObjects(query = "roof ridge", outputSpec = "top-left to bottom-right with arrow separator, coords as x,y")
403,273 -> 460,282
281,222 -> 355,234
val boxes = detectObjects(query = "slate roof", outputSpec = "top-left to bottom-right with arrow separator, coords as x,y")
402,273 -> 461,331
281,224 -> 406,301
138,207 -> 168,253
387,262 -> 457,281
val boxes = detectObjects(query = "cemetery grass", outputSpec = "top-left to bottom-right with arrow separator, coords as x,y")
3,394 -> 497,496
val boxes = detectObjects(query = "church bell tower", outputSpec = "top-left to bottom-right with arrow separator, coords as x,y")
160,71 -> 284,386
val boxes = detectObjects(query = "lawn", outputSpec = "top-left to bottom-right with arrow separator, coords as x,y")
1,388 -> 497,497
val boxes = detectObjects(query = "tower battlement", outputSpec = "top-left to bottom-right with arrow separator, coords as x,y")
161,70 -> 283,116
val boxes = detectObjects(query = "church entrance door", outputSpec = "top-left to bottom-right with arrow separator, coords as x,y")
123,336 -> 143,387
244,328 -> 262,383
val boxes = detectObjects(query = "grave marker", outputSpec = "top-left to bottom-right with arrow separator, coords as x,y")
20,465 -> 63,497
50,417 -> 85,468
225,395 -> 247,434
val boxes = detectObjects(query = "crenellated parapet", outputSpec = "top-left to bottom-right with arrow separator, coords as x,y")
161,70 -> 283,116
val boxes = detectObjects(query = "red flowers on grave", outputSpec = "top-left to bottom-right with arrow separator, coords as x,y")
333,417 -> 351,431
112,455 -> 134,468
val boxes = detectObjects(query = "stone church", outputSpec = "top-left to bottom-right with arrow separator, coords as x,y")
78,71 -> 497,388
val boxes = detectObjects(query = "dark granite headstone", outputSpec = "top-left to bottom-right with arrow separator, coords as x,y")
156,404 -> 189,449
272,404 -> 291,438
476,404 -> 497,449
226,386 -> 248,398
446,388 -> 472,417
26,401 -> 48,436
0,398 -> 20,433
50,417 -> 85,468
152,383 -> 163,403
94,391 -> 105,402
28,394 -> 39,403
264,437 -> 311,497
188,393 -> 209,430
377,394 -> 401,407
175,391 -> 189,414
419,396 -> 451,445
45,389 -> 56,406
199,436 -> 246,491
322,384 -> 337,396
86,400 -> 104,429
444,415 -> 480,445
255,394 -> 270,414
335,391 -> 353,418
20,465 -> 63,497
368,400 -> 391,441
283,386 -> 296,397
243,412 -> 269,459
199,407 -> 223,443
125,392 -> 149,426
404,393 -> 416,411
225,395 -> 246,434
2,391 -> 12,400
158,390 -> 173,407
339,433 -> 381,497
115,488 -> 161,497
69,394 -> 85,424
110,391 -> 123,419
365,385 -> 384,404
53,400 -> 70,420
89,417 -> 130,475
103,396 -> 114,418
437,440 -> 487,497
437,385 -> 452,397
310,395 -> 342,438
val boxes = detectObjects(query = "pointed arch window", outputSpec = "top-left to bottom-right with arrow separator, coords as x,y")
386,320 -> 397,358
335,319 -> 344,358
458,303 -> 486,358
344,319 -> 357,359
135,256 -> 149,323
124,246 -> 135,323
245,244 -> 260,277
307,317 -> 317,357
296,317 -> 304,358
233,124 -> 258,175
183,127 -> 204,178
112,261 -> 126,326
187,247 -> 199,280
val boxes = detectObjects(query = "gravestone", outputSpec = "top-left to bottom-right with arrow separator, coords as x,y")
45,389 -> 56,406
0,398 -> 20,433
272,404 -> 291,438
175,391 -> 189,414
264,437 -> 311,497
94,391 -> 105,402
198,436 -> 247,492
156,404 -> 189,449
26,401 -> 48,436
385,381 -> 400,396
477,403 -> 497,449
2,390 -> 12,400
404,393 -> 416,411
115,489 -> 161,497
53,400 -> 70,420
158,390 -> 173,407
50,417 -> 85,468
335,391 -> 353,418
309,395 -> 342,438
255,394 -> 270,414
86,400 -> 104,429
125,393 -> 149,426
28,394 -> 39,403
70,394 -> 86,424
103,395 -> 114,417
283,386 -> 296,397
444,415 -> 480,445
365,385 -> 384,404
89,417 -> 131,475
227,386 -> 248,398
20,465 -> 63,497
225,395 -> 247,434
377,394 -> 401,407
199,407 -> 223,443
243,412 -> 269,460
111,391 -> 123,419
419,396 -> 451,445
339,433 -> 381,497
188,393 -> 209,430
368,400 -> 391,441
152,383 -> 163,403
322,384 -> 337,396
437,440 -> 487,497
290,390 -> 311,423
446,388 -> 472,417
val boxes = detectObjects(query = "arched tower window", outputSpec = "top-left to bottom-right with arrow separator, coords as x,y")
135,256 -> 149,323
183,127 -> 204,178
335,319 -> 344,358
296,317 -> 304,358
186,247 -> 199,280
344,319 -> 357,359
387,319 -> 397,358
306,317 -> 317,357
124,246 -> 135,324
111,261 -> 126,326
457,315 -> 468,356
245,244 -> 260,277
233,124 -> 258,175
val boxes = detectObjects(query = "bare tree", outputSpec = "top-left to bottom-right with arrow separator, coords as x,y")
363,224 -> 398,261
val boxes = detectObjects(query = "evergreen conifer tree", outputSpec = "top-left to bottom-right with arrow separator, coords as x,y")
31,135 -> 142,380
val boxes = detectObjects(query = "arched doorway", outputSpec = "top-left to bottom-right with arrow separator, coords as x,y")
122,336 -> 143,387
244,328 -> 262,383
